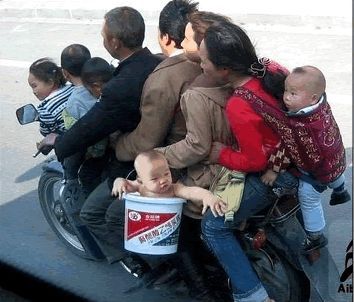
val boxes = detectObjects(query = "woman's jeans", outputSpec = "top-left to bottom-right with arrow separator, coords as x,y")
201,172 -> 297,302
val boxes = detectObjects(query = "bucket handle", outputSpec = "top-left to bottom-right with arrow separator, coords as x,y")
125,169 -> 137,180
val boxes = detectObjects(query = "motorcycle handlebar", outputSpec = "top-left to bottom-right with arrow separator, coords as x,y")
33,143 -> 53,158
33,149 -> 42,158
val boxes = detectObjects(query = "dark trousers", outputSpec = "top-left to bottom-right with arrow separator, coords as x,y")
63,151 -> 85,180
64,152 -> 108,197
79,158 -> 136,263
79,156 -> 108,197
80,179 -> 126,263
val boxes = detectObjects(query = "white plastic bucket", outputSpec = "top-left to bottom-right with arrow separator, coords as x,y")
124,193 -> 185,255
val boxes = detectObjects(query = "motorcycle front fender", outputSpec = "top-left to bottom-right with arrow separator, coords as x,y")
42,158 -> 64,176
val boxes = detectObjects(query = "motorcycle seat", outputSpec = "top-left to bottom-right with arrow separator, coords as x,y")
246,193 -> 300,227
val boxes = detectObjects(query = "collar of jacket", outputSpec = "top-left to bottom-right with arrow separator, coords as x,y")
187,73 -> 233,108
152,53 -> 194,72
113,47 -> 151,75
191,84 -> 233,108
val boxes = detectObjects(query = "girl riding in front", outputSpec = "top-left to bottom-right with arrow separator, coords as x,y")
28,57 -> 74,136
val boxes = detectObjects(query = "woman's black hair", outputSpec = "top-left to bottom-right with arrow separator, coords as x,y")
204,22 -> 287,99
29,57 -> 66,87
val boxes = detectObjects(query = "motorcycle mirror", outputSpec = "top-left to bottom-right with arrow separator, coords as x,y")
16,104 -> 39,125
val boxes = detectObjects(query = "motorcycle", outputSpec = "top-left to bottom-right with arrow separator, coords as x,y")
16,103 -> 343,302
16,103 -> 105,260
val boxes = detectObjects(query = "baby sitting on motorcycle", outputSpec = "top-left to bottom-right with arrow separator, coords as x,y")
112,150 -> 227,218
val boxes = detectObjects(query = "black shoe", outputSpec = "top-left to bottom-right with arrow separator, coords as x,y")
119,254 -> 150,278
329,190 -> 351,206
302,234 -> 328,254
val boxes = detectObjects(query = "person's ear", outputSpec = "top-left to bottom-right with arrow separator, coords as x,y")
90,82 -> 99,87
220,67 -> 231,79
47,79 -> 56,89
92,82 -> 102,96
62,69 -> 70,81
161,33 -> 172,46
310,94 -> 319,105
112,37 -> 121,50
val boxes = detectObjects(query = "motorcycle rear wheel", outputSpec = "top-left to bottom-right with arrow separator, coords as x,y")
248,243 -> 310,302
38,170 -> 91,259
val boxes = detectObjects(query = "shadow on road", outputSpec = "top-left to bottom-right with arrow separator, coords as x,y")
14,163 -> 43,183
14,156 -> 56,183
0,190 -> 193,302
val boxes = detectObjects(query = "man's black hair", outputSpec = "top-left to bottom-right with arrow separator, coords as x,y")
159,0 -> 199,48
61,44 -> 91,77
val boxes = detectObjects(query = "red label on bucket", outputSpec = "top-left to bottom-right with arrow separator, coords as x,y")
126,210 -> 177,240
124,195 -> 184,254
126,209 -> 182,249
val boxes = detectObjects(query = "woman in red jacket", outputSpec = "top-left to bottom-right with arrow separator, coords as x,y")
205,46 -> 287,172
200,21 -> 297,302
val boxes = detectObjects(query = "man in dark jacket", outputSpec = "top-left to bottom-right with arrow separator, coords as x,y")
38,7 -> 162,267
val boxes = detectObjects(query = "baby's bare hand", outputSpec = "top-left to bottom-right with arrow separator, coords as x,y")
202,195 -> 227,217
111,178 -> 127,199
261,169 -> 278,186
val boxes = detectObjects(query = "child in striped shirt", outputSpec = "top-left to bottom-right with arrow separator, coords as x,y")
28,57 -> 74,136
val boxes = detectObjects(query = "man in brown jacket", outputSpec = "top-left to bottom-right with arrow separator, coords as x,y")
157,11 -> 234,213
114,0 -> 201,162
155,12 -> 234,301
79,0 -> 201,283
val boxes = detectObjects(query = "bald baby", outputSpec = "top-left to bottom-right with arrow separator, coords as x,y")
283,65 -> 326,113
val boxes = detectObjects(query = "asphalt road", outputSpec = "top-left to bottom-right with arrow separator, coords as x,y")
0,287 -> 28,302
0,15 -> 352,302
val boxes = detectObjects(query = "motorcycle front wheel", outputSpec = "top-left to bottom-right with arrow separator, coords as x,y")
38,170 -> 91,259
247,243 -> 311,302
